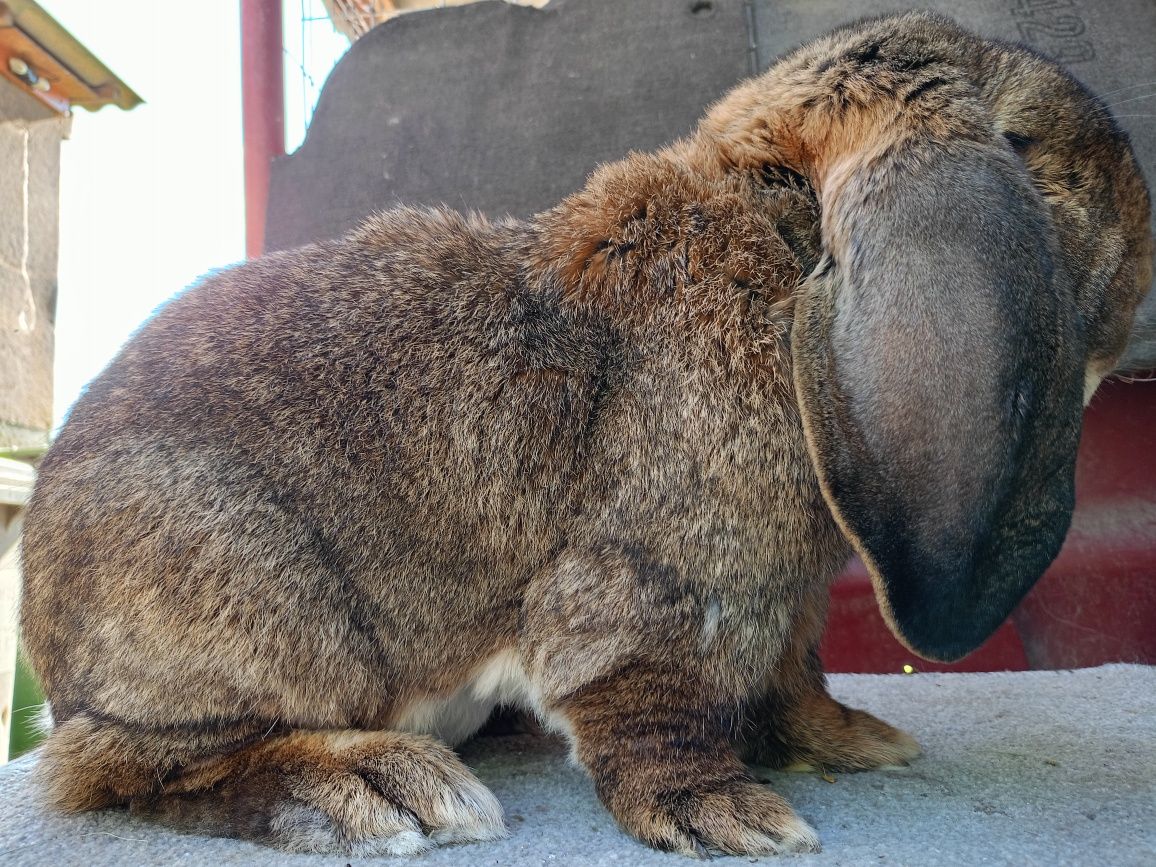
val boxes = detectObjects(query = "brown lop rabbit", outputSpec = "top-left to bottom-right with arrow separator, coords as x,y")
19,11 -> 1153,859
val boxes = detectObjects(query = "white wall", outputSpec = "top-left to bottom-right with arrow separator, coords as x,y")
46,0 -> 246,426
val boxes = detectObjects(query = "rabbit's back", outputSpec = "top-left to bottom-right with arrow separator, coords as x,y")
20,207 -> 624,731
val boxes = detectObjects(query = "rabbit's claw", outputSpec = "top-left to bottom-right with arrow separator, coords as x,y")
625,780 -> 820,858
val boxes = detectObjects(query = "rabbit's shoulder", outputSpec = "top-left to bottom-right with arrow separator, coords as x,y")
526,152 -> 818,379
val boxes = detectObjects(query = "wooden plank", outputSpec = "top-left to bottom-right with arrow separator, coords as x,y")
0,24 -> 102,113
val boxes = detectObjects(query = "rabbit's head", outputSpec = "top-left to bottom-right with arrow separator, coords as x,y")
686,12 -> 1152,661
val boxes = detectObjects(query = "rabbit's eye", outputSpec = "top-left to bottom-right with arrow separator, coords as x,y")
1003,131 -> 1036,154
760,164 -> 811,192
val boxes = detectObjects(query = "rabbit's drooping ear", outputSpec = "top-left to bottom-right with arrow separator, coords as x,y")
691,9 -> 1151,661
793,139 -> 1086,663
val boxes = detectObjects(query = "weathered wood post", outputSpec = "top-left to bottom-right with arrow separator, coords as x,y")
0,460 -> 33,762
0,70 -> 68,767
0,0 -> 140,762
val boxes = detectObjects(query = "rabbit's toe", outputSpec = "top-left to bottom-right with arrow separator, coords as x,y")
623,780 -> 820,858
350,738 -> 507,850
278,731 -> 506,855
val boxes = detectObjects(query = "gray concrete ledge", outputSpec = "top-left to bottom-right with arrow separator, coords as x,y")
2,665 -> 1154,866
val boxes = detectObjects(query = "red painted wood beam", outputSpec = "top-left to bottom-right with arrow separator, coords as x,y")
241,0 -> 284,258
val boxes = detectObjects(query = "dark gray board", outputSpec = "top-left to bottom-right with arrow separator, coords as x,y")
265,0 -> 751,251
749,0 -> 1156,245
265,0 -> 1155,252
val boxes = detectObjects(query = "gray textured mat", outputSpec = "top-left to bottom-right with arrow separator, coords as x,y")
2,665 -> 1153,865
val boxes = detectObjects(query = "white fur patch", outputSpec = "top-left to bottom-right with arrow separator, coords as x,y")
389,690 -> 495,748
392,649 -> 545,747
1084,365 -> 1106,404
700,598 -> 722,649
34,701 -> 54,735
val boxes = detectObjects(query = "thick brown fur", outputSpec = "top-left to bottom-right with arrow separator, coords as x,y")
20,12 -> 1151,859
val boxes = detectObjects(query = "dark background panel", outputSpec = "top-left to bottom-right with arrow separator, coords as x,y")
751,0 -> 1156,245
266,0 -> 1154,253
265,0 -> 1156,365
265,0 -> 751,251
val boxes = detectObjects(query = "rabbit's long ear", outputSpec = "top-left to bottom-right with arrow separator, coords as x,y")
793,139 -> 1086,662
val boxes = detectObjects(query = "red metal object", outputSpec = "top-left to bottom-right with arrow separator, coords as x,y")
822,379 -> 1156,673
1012,378 -> 1156,668
241,0 -> 285,258
821,558 -> 1031,674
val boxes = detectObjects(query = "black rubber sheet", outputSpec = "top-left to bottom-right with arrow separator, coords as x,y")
265,0 -> 1155,252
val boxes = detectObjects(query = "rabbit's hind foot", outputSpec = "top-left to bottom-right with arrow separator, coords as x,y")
39,714 -> 505,856
131,728 -> 506,855
745,690 -> 922,774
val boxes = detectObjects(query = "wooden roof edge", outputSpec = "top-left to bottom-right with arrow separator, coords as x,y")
0,0 -> 142,112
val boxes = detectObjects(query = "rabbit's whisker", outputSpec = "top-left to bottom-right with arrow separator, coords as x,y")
1106,92 -> 1156,108
1094,79 -> 1156,98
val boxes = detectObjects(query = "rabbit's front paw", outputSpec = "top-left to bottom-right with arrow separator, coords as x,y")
617,779 -> 820,858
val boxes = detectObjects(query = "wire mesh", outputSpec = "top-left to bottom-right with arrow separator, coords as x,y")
283,1 -> 550,153
283,0 -> 352,153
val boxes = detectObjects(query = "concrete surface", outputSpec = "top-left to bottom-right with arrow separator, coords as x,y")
1,665 -> 1153,865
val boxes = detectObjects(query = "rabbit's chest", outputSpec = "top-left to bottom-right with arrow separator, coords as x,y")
584,367 -> 851,620
673,387 -> 847,577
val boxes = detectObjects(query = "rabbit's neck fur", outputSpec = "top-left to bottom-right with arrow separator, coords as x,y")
526,151 -> 819,380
